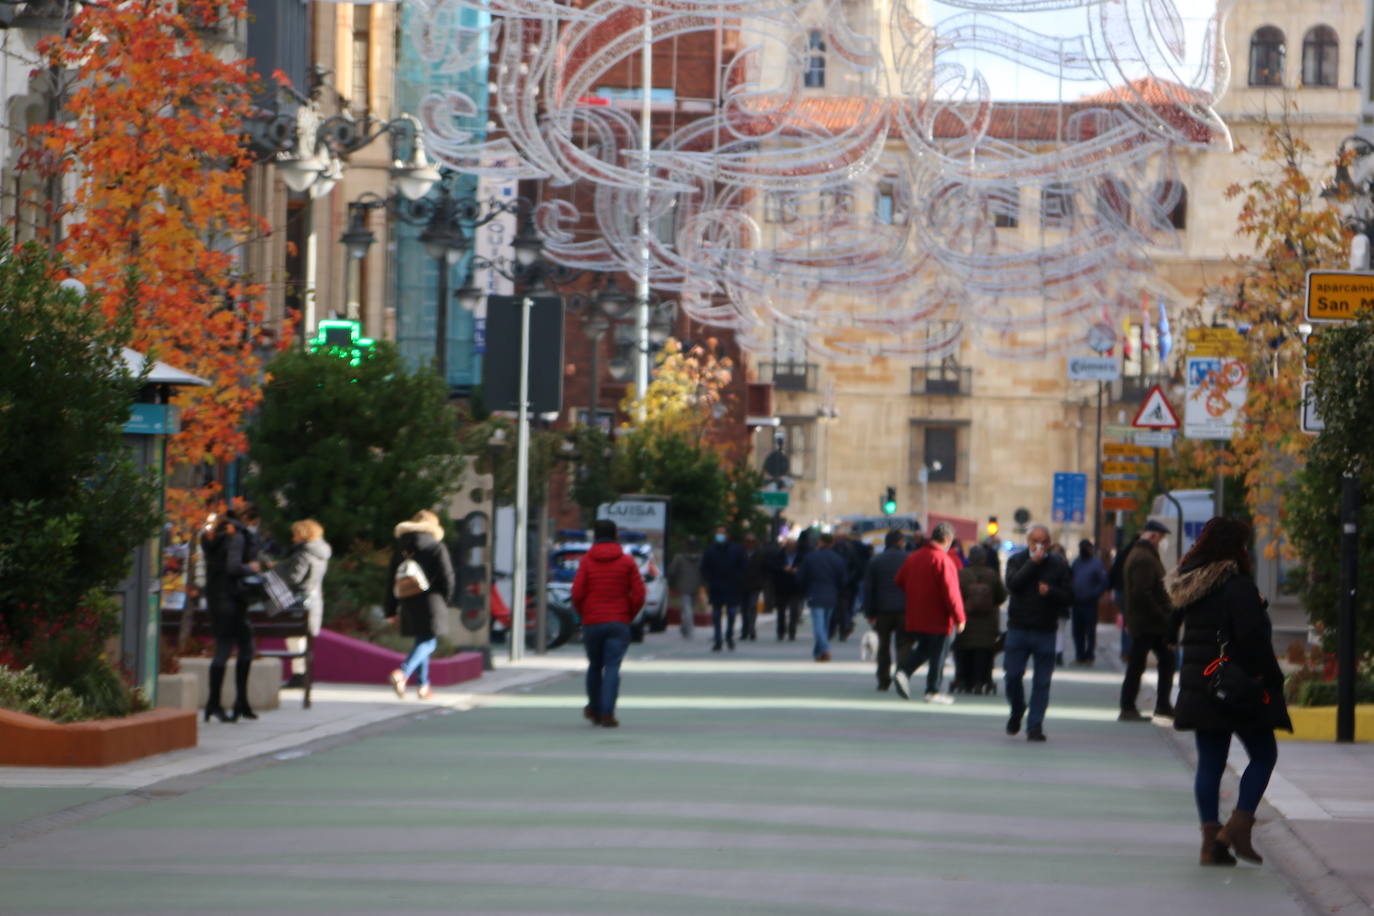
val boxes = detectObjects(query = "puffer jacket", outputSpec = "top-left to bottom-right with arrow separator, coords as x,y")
1005,549 -> 1072,631
274,537 -> 332,634
895,543 -> 966,635
572,540 -> 646,626
384,519 -> 454,640
1167,560 -> 1292,734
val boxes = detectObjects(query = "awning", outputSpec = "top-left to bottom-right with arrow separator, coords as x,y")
121,348 -> 210,387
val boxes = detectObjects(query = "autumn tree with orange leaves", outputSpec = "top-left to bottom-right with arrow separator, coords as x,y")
1171,106 -> 1348,555
15,0 -> 284,534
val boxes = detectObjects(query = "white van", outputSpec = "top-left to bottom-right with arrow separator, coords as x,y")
1146,489 -> 1214,566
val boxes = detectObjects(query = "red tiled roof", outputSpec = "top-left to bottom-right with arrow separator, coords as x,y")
730,82 -> 1217,144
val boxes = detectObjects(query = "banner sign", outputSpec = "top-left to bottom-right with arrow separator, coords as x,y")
1183,327 -> 1247,440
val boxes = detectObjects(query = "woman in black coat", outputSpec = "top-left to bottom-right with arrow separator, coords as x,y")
1165,516 -> 1292,867
201,510 -> 261,722
383,510 -> 455,700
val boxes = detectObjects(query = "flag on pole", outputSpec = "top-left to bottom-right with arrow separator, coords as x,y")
1157,298 -> 1172,361
1139,290 -> 1152,351
1122,312 -> 1133,360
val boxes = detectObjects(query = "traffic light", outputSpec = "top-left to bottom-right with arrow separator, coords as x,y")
881,486 -> 897,516
985,516 -> 999,538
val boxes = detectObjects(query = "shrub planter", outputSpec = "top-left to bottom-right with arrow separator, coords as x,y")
0,707 -> 197,767
177,656 -> 281,711
1279,704 -> 1374,742
155,672 -> 199,710
313,628 -> 483,687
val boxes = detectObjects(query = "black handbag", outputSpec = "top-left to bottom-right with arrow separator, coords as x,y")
1203,610 -> 1270,713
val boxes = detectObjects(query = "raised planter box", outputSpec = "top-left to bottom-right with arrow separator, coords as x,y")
155,672 -> 199,710
177,656 -> 281,711
1279,704 -> 1374,742
313,628 -> 483,687
0,707 -> 197,767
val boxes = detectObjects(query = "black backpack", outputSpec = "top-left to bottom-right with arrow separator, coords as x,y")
1107,540 -> 1136,592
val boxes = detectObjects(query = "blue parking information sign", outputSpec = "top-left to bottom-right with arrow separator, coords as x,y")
1052,472 -> 1088,524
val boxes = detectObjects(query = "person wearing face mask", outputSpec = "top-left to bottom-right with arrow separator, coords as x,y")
1003,524 -> 1072,742
700,525 -> 748,651
1119,519 -> 1177,721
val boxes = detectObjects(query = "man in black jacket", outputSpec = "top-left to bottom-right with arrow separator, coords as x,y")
1003,524 -> 1072,742
863,530 -> 910,690
1119,519 -> 1176,720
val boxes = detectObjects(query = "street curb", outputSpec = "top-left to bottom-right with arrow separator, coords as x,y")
1160,726 -> 1372,916
0,665 -> 576,852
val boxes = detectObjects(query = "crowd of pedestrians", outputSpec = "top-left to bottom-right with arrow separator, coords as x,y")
195,500 -> 1292,870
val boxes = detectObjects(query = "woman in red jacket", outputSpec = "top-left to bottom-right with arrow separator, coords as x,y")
571,519 -> 646,727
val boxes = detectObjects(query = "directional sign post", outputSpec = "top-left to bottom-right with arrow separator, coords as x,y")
1305,270 -> 1374,323
1051,472 -> 1087,524
1300,381 -> 1325,435
1132,385 -> 1181,430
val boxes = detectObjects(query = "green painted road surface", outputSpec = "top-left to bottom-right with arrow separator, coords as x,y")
0,633 -> 1311,915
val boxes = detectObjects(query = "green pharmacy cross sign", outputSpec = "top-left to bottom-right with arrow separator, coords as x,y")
308,319 -> 375,366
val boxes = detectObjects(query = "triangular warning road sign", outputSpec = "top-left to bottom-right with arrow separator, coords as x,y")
1131,384 -> 1181,429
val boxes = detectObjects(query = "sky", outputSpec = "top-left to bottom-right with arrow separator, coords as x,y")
926,0 -> 1226,102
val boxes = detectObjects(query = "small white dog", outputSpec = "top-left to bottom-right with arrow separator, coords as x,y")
859,629 -> 879,661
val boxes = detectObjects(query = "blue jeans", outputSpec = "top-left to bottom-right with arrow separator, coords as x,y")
1003,628 -> 1056,732
811,606 -> 833,658
711,602 -> 738,646
1194,728 -> 1278,823
399,637 -> 438,687
584,622 -> 631,717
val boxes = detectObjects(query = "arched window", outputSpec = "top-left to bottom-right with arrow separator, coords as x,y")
1302,25 -> 1339,87
1356,31 -> 1365,88
804,30 -> 826,88
1249,26 -> 1286,86
1153,181 -> 1187,230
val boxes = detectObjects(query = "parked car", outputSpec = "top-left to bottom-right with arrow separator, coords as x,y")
548,535 -> 668,636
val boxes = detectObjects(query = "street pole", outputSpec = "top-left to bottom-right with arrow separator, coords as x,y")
535,489 -> 550,654
510,295 -> 532,663
1214,441 -> 1225,520
1337,472 -> 1360,742
634,8 -> 653,418
919,466 -> 929,534
434,237 -> 450,383
1093,380 -> 1103,545
589,329 -> 601,427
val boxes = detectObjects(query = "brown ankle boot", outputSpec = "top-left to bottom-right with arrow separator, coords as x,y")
1199,822 -> 1237,866
1218,809 -> 1261,864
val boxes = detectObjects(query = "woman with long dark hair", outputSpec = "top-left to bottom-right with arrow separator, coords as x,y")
1165,517 -> 1291,866
201,509 -> 261,722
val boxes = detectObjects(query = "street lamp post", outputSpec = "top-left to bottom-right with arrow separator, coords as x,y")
918,461 -> 942,534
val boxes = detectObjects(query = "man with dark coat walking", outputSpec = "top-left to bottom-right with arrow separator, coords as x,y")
741,534 -> 771,641
1119,519 -> 1177,721
700,525 -> 749,651
1003,524 -> 1072,741
863,529 -> 910,690
385,510 -> 455,701
892,522 -> 965,702
796,533 -> 848,661
771,537 -> 806,641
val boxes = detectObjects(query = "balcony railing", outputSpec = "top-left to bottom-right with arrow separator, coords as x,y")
1116,375 -> 1156,403
757,361 -> 818,392
911,366 -> 972,396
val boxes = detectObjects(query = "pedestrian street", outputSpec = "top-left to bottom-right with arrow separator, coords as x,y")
0,628 -> 1312,915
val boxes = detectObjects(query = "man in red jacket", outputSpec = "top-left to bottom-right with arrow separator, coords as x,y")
571,519 -> 646,727
892,522 -> 966,704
